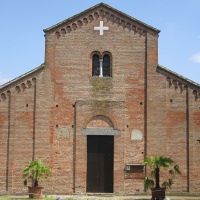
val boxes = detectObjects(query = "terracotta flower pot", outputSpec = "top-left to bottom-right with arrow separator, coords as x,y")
151,187 -> 166,200
28,186 -> 44,199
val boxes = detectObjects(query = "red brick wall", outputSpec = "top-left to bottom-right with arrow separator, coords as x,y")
189,91 -> 200,192
147,68 -> 200,193
0,94 -> 9,193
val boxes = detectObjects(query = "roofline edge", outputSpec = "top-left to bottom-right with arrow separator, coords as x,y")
0,64 -> 45,91
157,64 -> 200,90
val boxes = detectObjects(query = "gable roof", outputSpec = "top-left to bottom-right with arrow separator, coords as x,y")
43,2 -> 160,34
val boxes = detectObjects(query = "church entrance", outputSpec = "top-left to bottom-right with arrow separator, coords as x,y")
87,135 -> 114,193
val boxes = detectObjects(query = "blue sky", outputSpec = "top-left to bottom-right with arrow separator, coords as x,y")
0,0 -> 200,85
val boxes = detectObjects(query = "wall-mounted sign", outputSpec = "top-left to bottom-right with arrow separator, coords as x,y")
131,130 -> 142,141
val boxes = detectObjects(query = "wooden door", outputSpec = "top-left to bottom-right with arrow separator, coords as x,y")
87,135 -> 114,193
87,153 -> 104,192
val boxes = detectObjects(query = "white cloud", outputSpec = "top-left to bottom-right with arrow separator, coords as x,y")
191,53 -> 200,64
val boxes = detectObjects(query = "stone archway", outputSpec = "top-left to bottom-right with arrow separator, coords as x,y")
86,115 -> 114,128
81,114 -> 120,136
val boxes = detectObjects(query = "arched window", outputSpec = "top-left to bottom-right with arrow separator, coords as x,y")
92,54 -> 100,76
103,54 -> 111,77
92,52 -> 112,77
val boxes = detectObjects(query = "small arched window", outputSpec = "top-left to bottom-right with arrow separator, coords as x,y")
92,54 -> 100,76
103,54 -> 111,77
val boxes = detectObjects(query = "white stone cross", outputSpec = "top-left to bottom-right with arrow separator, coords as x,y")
94,21 -> 109,35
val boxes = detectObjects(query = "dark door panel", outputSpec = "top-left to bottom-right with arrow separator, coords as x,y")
87,153 -> 104,192
87,136 -> 114,193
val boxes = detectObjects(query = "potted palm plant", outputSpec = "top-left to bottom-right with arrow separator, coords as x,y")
23,160 -> 51,199
144,156 -> 181,200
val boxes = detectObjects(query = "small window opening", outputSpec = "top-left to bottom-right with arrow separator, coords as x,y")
92,54 -> 100,76
103,54 -> 111,77
26,104 -> 28,107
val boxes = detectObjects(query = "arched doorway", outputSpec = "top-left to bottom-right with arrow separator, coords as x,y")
86,115 -> 114,193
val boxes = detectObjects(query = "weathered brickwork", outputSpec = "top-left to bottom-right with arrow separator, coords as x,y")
0,3 -> 200,195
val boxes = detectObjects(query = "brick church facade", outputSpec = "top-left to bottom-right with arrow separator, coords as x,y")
0,3 -> 200,195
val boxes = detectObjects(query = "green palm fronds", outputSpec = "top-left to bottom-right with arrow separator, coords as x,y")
144,156 -> 181,190
23,160 -> 51,187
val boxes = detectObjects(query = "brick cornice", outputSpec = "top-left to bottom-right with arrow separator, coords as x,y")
44,3 -> 160,38
0,64 -> 44,93
157,65 -> 200,89
157,64 -> 200,99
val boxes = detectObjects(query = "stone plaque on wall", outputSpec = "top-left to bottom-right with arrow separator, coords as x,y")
131,130 -> 142,141
58,126 -> 70,138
